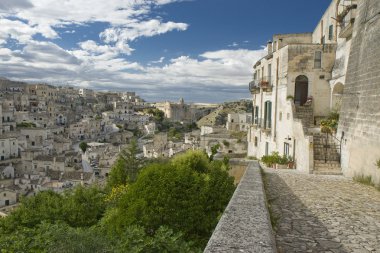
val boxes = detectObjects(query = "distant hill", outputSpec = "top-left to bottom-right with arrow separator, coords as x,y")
0,77 -> 28,89
197,100 -> 252,127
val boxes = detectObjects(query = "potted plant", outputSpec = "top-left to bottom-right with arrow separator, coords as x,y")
287,156 -> 295,169
275,154 -> 288,169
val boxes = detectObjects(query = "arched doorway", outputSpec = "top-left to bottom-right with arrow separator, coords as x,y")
294,75 -> 309,106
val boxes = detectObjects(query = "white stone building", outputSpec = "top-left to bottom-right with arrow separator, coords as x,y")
0,134 -> 19,161
226,113 -> 252,132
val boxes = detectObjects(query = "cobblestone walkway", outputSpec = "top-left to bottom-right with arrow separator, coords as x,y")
264,168 -> 380,253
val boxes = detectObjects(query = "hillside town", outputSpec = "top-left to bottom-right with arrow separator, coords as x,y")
0,78 -> 253,213
0,0 -> 380,252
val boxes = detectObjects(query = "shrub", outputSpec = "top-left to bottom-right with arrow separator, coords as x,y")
376,159 -> 380,169
353,175 -> 375,187
320,111 -> 340,134
261,152 -> 289,166
286,95 -> 294,100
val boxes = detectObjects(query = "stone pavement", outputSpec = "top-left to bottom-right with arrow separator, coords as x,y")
264,168 -> 380,253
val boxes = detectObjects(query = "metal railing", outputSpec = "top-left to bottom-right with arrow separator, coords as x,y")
249,80 -> 260,93
339,4 -> 357,30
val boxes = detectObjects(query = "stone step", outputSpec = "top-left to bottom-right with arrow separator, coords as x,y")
313,170 -> 343,175
314,160 -> 340,165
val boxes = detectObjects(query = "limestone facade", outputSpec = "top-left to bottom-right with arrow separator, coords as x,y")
247,0 -> 360,174
226,113 -> 252,132
337,0 -> 380,184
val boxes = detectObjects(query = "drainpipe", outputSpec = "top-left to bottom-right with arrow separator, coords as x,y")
273,57 -> 279,142
335,0 -> 341,43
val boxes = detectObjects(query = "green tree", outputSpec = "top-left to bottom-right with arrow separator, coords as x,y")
102,151 -> 235,248
107,158 -> 128,189
62,186 -> 106,227
107,139 -> 141,188
79,142 -> 88,153
209,143 -> 220,161
0,187 -> 106,233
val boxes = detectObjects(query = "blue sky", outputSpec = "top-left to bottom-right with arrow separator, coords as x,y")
0,0 -> 331,103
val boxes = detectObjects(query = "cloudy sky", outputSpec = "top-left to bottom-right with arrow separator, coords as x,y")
0,0 -> 330,102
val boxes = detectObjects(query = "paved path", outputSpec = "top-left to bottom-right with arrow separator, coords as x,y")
264,168 -> 380,253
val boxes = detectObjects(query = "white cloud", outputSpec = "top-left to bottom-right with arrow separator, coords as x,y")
0,19 -> 39,44
150,57 -> 165,64
0,0 -> 188,46
228,42 -> 239,47
0,0 -> 33,11
0,0 -> 266,102
100,20 -> 188,43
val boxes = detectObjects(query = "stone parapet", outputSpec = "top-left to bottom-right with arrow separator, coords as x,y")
204,161 -> 277,253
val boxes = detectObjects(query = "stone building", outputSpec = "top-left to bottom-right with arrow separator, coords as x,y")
155,98 -> 194,122
226,113 -> 252,132
0,188 -> 18,207
337,0 -> 380,184
247,0 -> 355,174
0,134 -> 19,161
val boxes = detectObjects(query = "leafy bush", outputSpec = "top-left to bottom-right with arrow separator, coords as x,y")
222,140 -> 230,147
286,95 -> 294,100
0,150 -> 234,252
353,175 -> 375,187
376,159 -> 380,169
261,152 -> 289,166
16,122 -> 36,128
320,111 -> 340,134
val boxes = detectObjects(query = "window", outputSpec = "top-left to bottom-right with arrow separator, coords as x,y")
254,137 -> 258,147
279,112 -> 282,121
264,101 -> 272,129
284,143 -> 290,157
314,51 -> 322,68
31,141 -> 35,146
268,64 -> 272,84
328,25 -> 333,40
265,142 -> 269,156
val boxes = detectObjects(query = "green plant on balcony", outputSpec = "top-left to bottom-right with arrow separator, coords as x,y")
336,4 -> 357,23
286,95 -> 294,101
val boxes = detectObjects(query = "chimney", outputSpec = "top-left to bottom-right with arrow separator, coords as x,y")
267,41 -> 273,53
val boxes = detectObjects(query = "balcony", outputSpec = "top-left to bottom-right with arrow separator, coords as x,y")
338,4 -> 357,38
259,76 -> 273,92
254,118 -> 272,133
249,80 -> 260,94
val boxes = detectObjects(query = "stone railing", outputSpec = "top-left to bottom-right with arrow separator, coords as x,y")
204,161 -> 277,253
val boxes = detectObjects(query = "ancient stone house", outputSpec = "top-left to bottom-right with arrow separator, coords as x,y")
247,0 -> 358,174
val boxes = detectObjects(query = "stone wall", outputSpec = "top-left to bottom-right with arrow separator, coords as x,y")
204,161 -> 276,253
338,0 -> 380,184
